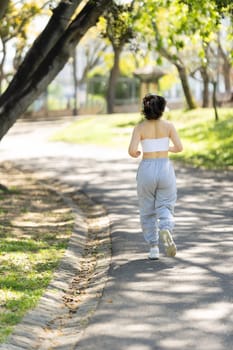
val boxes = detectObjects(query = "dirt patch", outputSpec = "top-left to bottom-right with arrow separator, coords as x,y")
0,161 -> 74,244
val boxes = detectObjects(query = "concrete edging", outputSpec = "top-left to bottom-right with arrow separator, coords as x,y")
0,181 -> 111,350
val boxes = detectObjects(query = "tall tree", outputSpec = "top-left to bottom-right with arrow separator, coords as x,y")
136,0 -> 197,109
0,0 -> 110,141
101,1 -> 135,113
78,29 -> 107,85
218,22 -> 233,92
136,0 -> 231,109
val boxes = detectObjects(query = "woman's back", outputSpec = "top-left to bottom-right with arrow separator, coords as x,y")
139,120 -> 170,157
128,93 -> 183,159
139,119 -> 170,140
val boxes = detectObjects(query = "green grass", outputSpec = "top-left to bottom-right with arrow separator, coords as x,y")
0,178 -> 74,344
168,108 -> 233,169
51,108 -> 233,170
51,114 -> 141,147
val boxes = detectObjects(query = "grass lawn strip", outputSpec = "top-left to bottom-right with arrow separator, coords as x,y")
0,162 -> 74,344
51,108 -> 233,170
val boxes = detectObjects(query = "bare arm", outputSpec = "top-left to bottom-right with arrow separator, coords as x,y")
128,126 -> 141,158
169,123 -> 183,153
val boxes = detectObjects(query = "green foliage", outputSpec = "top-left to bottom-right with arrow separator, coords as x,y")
138,0 -> 220,56
87,76 -> 107,96
0,1 -> 41,45
134,0 -> 233,109
159,72 -> 179,93
0,0 -> 42,89
115,77 -> 140,100
179,0 -> 233,16
100,2 -> 135,49
87,74 -> 139,101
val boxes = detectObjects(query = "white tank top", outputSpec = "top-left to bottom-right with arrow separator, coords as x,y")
141,137 -> 169,152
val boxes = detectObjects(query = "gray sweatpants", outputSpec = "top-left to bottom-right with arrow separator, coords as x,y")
136,158 -> 177,246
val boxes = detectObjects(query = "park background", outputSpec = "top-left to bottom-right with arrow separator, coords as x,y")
1,0 -> 233,117
1,0 -> 232,169
0,0 -> 233,346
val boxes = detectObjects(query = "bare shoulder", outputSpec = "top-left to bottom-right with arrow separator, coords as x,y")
139,120 -> 147,127
162,119 -> 173,127
135,120 -> 146,132
161,119 -> 174,131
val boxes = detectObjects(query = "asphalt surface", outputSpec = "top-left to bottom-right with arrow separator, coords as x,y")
0,118 -> 233,350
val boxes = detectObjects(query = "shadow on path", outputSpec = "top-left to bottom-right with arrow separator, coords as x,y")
0,121 -> 232,350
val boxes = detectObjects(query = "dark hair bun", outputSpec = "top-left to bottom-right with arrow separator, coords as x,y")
142,93 -> 166,120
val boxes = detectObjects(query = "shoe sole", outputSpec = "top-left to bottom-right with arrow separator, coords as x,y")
160,229 -> 177,257
148,256 -> 159,260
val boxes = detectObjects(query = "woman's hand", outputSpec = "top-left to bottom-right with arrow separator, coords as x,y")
169,123 -> 183,153
128,126 -> 141,158
135,150 -> 141,158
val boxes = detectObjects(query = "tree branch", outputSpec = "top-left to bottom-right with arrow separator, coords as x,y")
0,0 -> 9,20
0,0 -> 83,105
0,0 -> 110,140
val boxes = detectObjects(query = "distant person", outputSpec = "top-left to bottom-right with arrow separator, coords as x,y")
128,93 -> 183,260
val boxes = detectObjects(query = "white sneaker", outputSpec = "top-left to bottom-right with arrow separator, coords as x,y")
148,246 -> 159,260
160,229 -> 177,257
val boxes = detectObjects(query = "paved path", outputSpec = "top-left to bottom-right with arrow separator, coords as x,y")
0,119 -> 233,350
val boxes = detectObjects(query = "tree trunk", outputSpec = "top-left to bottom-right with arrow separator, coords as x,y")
72,49 -> 78,116
0,0 -> 9,92
212,81 -> 219,122
222,60 -> 231,92
0,0 -> 109,141
0,0 -> 9,20
153,22 -> 196,110
200,66 -> 210,107
176,64 -> 197,109
0,43 -> 6,94
107,47 -> 121,114
218,41 -> 232,92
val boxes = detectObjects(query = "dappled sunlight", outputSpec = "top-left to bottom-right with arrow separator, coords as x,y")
160,336 -> 223,350
80,249 -> 232,348
72,155 -> 232,349
0,120 -> 232,349
126,345 -> 151,350
183,302 -> 231,321
2,152 -> 231,349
